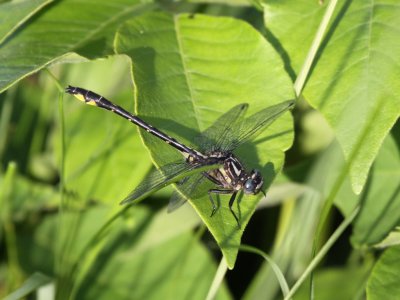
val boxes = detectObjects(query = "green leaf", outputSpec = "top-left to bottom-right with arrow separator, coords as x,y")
374,230 -> 400,249
0,172 -> 59,221
14,202 -> 228,299
0,0 -> 152,92
333,128 -> 400,247
4,273 -> 52,300
115,12 -> 295,268
0,0 -> 51,45
244,141 -> 354,300
265,0 -> 400,194
350,131 -> 400,246
188,0 -> 250,6
130,204 -> 202,254
75,231 -> 232,300
263,0 -> 326,78
367,245 -> 400,299
294,266 -> 370,300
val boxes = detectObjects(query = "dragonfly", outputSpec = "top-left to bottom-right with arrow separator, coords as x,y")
66,85 -> 294,227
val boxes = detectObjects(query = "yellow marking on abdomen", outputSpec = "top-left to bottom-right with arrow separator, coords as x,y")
86,100 -> 97,106
72,94 -> 97,106
73,94 -> 86,102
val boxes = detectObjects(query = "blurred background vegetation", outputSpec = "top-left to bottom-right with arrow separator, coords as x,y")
1,1 -> 399,300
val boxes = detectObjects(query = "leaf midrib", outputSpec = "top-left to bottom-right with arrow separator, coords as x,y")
173,15 -> 201,133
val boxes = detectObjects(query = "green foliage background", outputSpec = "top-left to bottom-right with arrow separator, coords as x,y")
0,0 -> 399,299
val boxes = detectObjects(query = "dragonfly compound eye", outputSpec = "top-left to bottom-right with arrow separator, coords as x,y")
244,179 -> 257,194
246,169 -> 263,194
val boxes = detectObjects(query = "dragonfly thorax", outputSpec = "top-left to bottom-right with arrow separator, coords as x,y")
199,151 -> 264,195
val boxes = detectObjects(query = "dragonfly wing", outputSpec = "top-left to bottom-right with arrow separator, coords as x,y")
168,187 -> 189,213
167,177 -> 190,212
168,174 -> 207,213
222,100 -> 295,151
196,103 -> 248,152
121,161 -> 220,205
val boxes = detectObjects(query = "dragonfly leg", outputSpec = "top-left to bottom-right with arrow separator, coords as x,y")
204,172 -> 225,217
208,188 -> 234,218
228,192 -> 240,228
202,172 -> 224,186
208,191 -> 218,217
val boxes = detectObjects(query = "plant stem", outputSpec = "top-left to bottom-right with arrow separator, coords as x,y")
294,0 -> 339,96
284,206 -> 360,300
206,258 -> 228,300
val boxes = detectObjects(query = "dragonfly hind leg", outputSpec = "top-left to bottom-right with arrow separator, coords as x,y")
208,189 -> 240,227
228,192 -> 240,228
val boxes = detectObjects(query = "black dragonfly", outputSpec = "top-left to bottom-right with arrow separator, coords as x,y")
66,86 -> 294,227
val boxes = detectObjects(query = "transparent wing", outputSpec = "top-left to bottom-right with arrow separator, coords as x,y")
167,177 -> 191,213
121,161 -> 219,205
221,100 -> 295,151
167,174 -> 208,213
167,192 -> 188,213
196,103 -> 248,152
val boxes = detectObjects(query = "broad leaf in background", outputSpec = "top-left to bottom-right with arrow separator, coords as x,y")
295,266 -> 371,300
76,231 -> 231,300
367,245 -> 400,299
264,0 -> 400,194
244,140 -> 353,300
263,0 -> 325,79
0,0 -> 153,92
14,203 -> 228,300
0,0 -> 51,44
350,131 -> 400,246
115,12 -> 295,268
246,130 -> 399,298
291,126 -> 400,247
326,130 -> 400,250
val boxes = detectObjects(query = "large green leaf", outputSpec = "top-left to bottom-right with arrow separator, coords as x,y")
0,0 -> 152,93
350,131 -> 400,246
285,124 -> 400,249
367,245 -> 400,299
285,126 -> 399,248
263,0 -> 326,78
115,12 -> 295,268
264,0 -> 400,194
0,0 -> 51,45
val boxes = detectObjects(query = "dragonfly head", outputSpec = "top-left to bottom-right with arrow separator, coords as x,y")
243,169 -> 264,195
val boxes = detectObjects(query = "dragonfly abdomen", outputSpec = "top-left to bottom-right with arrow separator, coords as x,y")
66,85 -> 203,158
